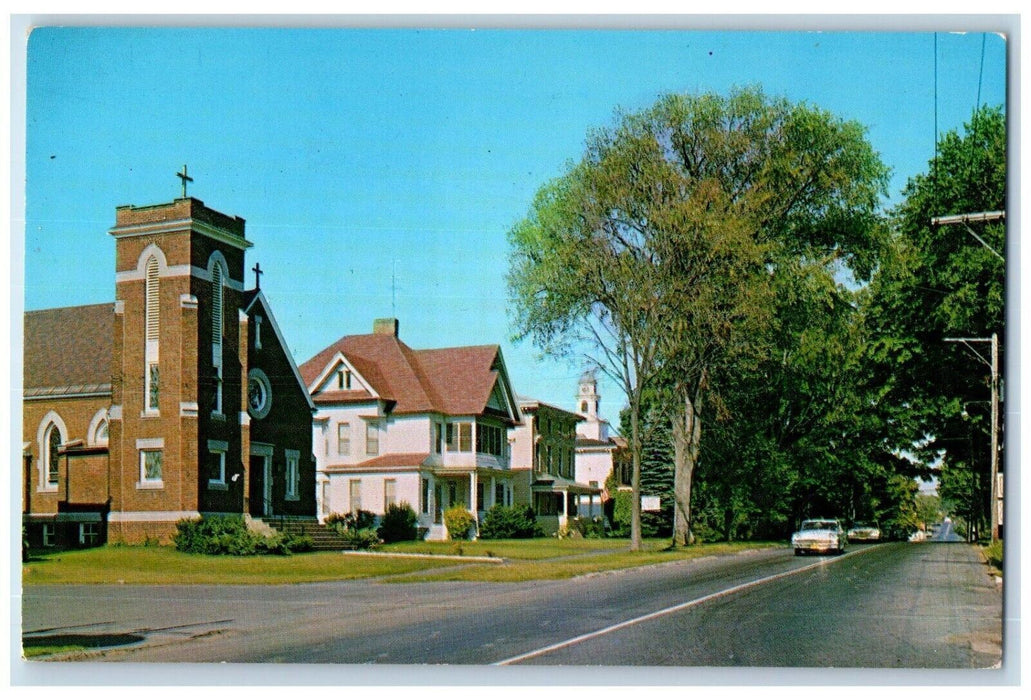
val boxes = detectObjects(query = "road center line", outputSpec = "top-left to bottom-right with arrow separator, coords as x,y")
492,547 -> 872,666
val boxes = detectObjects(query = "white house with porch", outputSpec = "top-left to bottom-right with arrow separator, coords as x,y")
511,397 -> 602,535
300,318 -> 522,540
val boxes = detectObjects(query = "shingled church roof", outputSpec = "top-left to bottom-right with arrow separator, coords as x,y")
24,303 -> 114,397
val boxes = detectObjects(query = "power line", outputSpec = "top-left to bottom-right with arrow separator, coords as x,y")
977,33 -> 986,111
933,32 -> 939,210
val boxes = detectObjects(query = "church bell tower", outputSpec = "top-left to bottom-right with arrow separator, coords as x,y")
106,191 -> 252,541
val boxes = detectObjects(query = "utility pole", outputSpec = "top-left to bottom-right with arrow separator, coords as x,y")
945,334 -> 1000,542
935,209 -> 1004,543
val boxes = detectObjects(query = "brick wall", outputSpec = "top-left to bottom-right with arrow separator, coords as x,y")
22,395 -> 110,515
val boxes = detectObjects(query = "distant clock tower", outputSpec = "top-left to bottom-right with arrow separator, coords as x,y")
577,370 -> 600,420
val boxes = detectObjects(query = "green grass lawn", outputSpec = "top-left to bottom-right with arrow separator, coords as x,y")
378,537 -> 662,560
21,546 -> 457,585
22,540 -> 780,586
384,541 -> 777,582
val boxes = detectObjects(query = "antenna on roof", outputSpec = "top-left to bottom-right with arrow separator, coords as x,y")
391,260 -> 400,317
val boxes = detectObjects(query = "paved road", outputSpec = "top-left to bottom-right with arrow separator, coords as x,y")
21,541 -> 1001,669
928,518 -> 964,542
511,542 -> 1001,668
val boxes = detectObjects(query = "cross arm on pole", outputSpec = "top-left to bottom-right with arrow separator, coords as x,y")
931,211 -> 1005,261
944,337 -> 992,369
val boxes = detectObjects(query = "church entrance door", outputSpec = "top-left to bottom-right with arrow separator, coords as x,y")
249,454 -> 273,517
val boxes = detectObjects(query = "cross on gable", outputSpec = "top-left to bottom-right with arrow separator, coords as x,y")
176,165 -> 194,198
252,262 -> 263,290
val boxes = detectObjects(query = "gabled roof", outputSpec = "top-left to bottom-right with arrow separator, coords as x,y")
517,397 -> 583,423
300,330 -> 520,424
242,289 -> 315,412
24,303 -> 114,396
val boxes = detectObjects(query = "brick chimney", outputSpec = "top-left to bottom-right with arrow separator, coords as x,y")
373,318 -> 399,337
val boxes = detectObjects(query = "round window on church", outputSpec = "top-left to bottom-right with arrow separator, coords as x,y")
247,368 -> 272,419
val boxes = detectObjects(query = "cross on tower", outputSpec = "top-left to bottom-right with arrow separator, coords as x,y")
252,262 -> 263,290
176,164 -> 194,198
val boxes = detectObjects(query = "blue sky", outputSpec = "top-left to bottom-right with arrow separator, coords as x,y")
17,24 -> 1008,423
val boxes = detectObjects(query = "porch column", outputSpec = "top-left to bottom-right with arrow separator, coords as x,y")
490,476 -> 496,508
470,471 -> 478,515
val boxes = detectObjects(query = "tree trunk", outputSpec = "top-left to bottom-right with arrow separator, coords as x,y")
630,396 -> 643,551
672,378 -> 703,547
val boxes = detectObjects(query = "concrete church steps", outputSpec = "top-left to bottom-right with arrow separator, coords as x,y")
259,517 -> 360,551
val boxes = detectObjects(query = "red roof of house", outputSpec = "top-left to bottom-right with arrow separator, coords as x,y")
311,389 -> 378,405
24,303 -> 114,396
324,452 -> 433,472
300,331 -> 515,421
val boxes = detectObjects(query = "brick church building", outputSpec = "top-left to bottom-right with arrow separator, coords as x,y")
23,195 -> 317,546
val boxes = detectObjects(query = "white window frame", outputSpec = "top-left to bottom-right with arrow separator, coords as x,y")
137,438 -> 165,489
285,449 -> 300,501
45,423 -> 62,488
337,422 -> 351,456
42,523 -> 56,547
349,479 -> 362,512
365,420 -> 380,456
384,478 -> 397,508
320,481 -> 330,515
207,439 -> 229,489
37,412 -> 67,492
446,421 -> 473,453
88,409 -> 110,447
79,522 -> 100,546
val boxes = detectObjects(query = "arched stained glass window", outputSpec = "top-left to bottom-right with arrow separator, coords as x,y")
46,424 -> 61,486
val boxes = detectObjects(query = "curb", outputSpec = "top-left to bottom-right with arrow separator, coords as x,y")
338,550 -> 504,563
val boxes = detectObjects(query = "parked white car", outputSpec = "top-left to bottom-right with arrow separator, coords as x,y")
792,518 -> 847,555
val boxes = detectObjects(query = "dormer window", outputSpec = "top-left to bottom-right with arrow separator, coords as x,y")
337,369 -> 351,390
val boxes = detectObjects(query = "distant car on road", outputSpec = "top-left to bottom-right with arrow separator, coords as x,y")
847,522 -> 882,542
792,518 -> 847,555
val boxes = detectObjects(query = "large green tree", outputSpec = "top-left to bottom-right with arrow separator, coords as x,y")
508,87 -> 888,549
864,105 -> 1005,540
